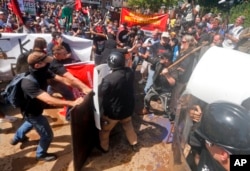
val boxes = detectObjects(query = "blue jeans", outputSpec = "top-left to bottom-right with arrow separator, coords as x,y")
144,69 -> 155,94
13,115 -> 53,157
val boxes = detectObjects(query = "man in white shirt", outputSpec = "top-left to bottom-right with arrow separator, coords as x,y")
222,15 -> 245,49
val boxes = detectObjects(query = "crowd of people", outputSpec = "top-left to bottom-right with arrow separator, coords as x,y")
1,1 -> 250,170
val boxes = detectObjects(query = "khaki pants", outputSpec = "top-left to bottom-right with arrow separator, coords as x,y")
99,115 -> 137,150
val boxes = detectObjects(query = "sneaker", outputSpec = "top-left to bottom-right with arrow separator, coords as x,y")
36,153 -> 57,161
0,115 -> 18,123
10,136 -> 29,145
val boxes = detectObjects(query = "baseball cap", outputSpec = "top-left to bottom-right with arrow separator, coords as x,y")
27,52 -> 53,65
0,11 -> 4,15
161,31 -> 170,38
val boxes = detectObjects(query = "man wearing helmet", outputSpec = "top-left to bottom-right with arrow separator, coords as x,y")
189,102 -> 250,171
98,51 -> 138,153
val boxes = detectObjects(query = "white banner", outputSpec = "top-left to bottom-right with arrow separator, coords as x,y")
0,33 -> 93,81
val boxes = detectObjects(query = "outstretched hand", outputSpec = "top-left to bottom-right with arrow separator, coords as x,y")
73,97 -> 84,106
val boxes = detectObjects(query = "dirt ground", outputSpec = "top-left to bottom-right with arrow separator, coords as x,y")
0,68 -> 174,171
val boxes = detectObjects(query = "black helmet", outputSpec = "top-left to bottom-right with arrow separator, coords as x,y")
196,101 -> 250,154
107,51 -> 125,70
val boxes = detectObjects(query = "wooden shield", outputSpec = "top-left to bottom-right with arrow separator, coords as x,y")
70,91 -> 99,171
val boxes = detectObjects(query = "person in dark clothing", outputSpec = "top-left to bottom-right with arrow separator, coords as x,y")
142,31 -> 173,93
170,34 -> 198,116
188,102 -> 250,171
140,51 -> 177,120
98,33 -> 139,65
48,45 -> 91,121
10,51 -> 84,161
98,51 -> 138,153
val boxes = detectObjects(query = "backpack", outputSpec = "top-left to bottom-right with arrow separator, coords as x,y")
1,72 -> 36,108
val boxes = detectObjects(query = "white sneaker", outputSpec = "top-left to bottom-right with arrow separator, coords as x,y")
0,115 -> 18,123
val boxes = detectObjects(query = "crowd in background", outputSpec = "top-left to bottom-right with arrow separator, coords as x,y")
1,1 -> 250,116
1,1 -> 250,168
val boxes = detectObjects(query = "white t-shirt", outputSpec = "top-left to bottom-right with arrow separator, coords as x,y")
222,24 -> 244,49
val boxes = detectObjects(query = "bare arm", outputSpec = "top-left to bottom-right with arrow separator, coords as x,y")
36,91 -> 83,107
62,72 -> 92,94
160,68 -> 176,86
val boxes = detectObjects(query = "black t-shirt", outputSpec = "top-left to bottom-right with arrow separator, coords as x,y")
151,42 -> 172,58
147,57 -> 178,93
21,71 -> 55,116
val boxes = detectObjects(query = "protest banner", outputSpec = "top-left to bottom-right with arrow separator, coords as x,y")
0,33 -> 93,81
120,8 -> 168,32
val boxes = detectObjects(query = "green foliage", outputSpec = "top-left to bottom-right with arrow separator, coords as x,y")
229,1 -> 250,27
126,0 -> 250,27
200,1 -> 250,27
127,0 -> 179,12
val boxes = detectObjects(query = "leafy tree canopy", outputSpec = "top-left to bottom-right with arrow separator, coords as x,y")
126,0 -> 250,27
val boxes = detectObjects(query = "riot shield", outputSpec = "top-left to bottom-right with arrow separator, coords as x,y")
171,46 -> 250,170
171,94 -> 207,171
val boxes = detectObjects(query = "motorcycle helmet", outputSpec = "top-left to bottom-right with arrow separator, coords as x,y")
196,101 -> 250,154
107,51 -> 125,70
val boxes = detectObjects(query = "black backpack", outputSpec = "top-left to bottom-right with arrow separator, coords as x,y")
1,72 -> 36,108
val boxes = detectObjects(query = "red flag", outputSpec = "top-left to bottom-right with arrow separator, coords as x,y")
65,62 -> 94,90
58,62 -> 94,116
75,0 -> 82,11
10,0 -> 23,24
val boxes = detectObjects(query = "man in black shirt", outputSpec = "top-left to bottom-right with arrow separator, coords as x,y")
10,51 -> 84,161
98,51 -> 138,152
140,51 -> 177,120
48,45 -> 91,120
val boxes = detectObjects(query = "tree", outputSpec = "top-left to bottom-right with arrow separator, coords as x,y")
127,0 -> 179,13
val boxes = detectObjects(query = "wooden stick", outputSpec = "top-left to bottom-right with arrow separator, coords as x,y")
168,41 -> 209,70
